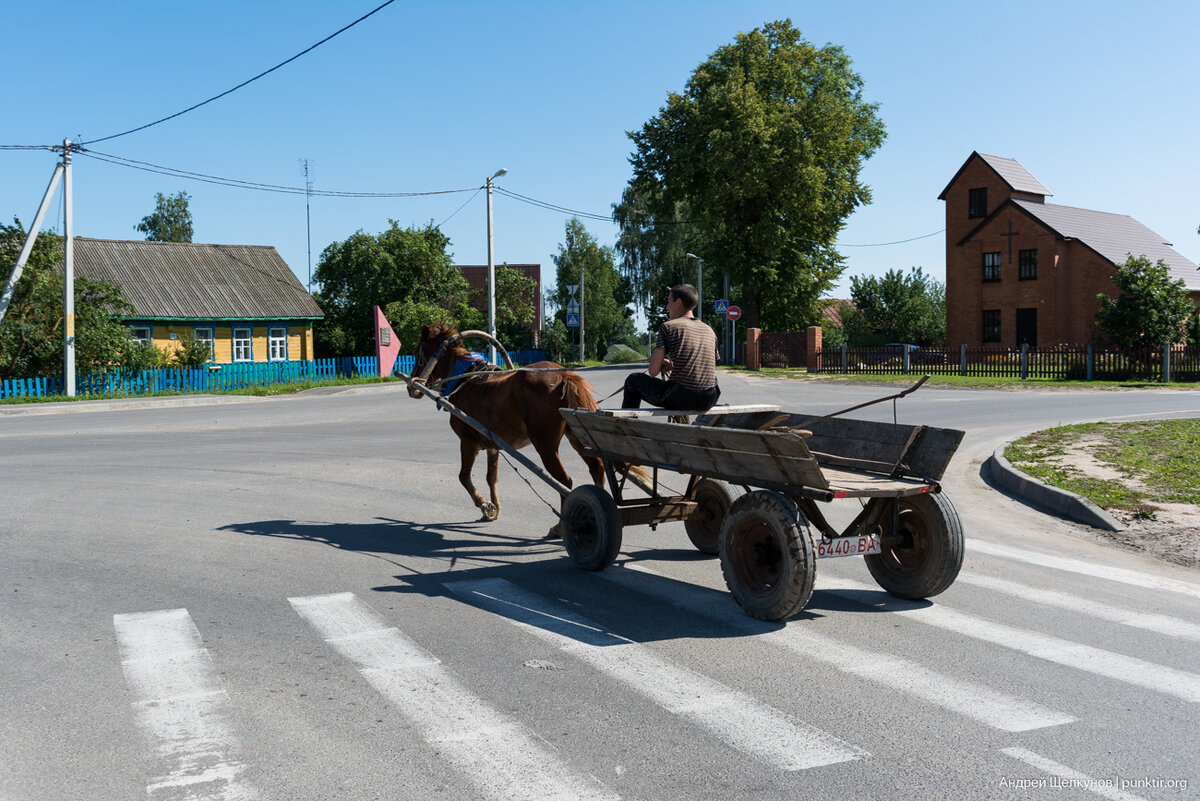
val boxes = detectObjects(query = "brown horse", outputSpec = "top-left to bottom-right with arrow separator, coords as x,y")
413,323 -> 607,522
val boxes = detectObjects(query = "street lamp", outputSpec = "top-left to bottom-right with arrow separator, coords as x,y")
486,168 -> 507,363
685,252 -> 703,324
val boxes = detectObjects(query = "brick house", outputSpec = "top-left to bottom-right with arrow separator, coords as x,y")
73,238 -> 323,364
939,152 -> 1200,347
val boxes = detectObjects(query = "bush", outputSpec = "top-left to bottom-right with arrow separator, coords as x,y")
603,344 -> 644,364
172,330 -> 214,367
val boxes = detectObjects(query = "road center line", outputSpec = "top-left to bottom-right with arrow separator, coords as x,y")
608,564 -> 1074,732
819,577 -> 1200,702
445,577 -> 867,772
113,608 -> 258,801
289,592 -> 616,801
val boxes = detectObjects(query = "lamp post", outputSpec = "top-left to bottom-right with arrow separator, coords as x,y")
485,168 -> 507,363
685,252 -> 703,325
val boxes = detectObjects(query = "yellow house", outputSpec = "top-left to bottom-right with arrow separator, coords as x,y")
72,238 -> 323,364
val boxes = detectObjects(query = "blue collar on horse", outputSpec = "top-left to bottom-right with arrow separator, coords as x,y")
438,351 -> 496,408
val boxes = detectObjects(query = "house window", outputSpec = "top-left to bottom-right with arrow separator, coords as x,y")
268,327 -> 287,361
193,327 -> 215,362
969,188 -> 987,218
983,251 -> 1001,282
233,327 -> 252,362
1019,249 -> 1038,280
129,325 -> 151,343
982,310 -> 1001,343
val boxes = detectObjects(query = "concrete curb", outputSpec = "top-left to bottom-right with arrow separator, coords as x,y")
986,447 -> 1127,532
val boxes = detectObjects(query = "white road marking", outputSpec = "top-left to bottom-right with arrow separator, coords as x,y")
957,570 -> 1200,642
820,576 -> 1200,702
113,608 -> 258,801
289,592 -> 616,801
1001,748 -> 1153,801
445,577 -> 867,771
967,539 -> 1200,599
607,564 -> 1073,732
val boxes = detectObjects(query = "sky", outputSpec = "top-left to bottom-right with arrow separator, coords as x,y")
4,0 -> 1198,329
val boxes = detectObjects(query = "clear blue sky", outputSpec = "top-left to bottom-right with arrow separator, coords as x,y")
4,0 -> 1197,325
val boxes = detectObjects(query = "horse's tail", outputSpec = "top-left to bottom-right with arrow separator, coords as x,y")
560,372 -> 650,485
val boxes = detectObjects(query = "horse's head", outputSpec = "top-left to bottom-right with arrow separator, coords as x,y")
413,321 -> 463,382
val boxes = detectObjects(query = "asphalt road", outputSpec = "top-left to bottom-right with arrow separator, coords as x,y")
2,371 -> 1198,801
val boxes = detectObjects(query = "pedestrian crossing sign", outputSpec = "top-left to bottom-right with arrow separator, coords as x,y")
566,313 -> 580,327
714,299 -> 729,314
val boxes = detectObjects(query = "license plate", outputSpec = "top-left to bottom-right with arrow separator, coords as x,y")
816,535 -> 882,559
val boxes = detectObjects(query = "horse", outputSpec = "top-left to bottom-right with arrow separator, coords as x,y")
412,322 -> 607,523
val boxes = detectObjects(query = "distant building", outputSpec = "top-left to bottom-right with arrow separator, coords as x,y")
456,263 -> 543,338
72,238 -> 323,363
939,152 -> 1200,347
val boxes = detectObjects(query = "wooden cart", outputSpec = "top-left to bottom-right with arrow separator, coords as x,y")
557,402 -> 966,621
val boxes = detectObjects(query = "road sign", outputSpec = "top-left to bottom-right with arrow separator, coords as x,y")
566,284 -> 579,296
714,299 -> 728,314
566,313 -> 580,327
566,299 -> 580,313
726,305 -> 742,322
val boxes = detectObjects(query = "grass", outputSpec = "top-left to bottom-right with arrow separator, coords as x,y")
1005,419 -> 1200,515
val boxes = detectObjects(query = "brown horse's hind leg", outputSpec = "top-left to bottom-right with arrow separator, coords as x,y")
565,429 -> 606,488
459,439 -> 499,521
484,449 -> 500,521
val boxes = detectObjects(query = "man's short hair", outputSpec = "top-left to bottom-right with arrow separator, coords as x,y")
670,283 -> 698,311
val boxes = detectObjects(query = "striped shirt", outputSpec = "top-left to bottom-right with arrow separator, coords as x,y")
657,317 -> 718,391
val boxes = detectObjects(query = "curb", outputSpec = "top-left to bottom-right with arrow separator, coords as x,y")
985,447 -> 1126,532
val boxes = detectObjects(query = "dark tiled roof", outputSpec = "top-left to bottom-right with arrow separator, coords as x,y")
1012,199 -> 1200,291
71,238 -> 323,320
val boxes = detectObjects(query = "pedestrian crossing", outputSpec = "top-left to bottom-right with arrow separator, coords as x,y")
109,542 -> 1198,801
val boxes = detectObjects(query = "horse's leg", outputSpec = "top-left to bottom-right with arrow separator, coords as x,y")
532,431 -> 578,541
458,439 -> 498,521
565,428 -> 606,488
484,448 -> 500,521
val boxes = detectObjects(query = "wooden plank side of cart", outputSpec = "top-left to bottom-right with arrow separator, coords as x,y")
560,409 -> 945,500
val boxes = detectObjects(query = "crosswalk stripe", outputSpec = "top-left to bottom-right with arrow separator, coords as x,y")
957,570 -> 1200,642
1001,748 -> 1151,801
445,577 -> 867,771
967,539 -> 1200,599
605,564 -> 1074,732
289,592 -> 617,801
113,608 -> 258,801
820,576 -> 1200,702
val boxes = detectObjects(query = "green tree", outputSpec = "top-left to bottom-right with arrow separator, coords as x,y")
1095,254 -> 1194,349
550,219 -> 634,360
1,219 -> 135,378
490,265 -> 539,350
313,220 -> 474,356
845,267 -> 945,346
136,191 -> 194,242
172,329 -> 214,367
622,19 -> 885,331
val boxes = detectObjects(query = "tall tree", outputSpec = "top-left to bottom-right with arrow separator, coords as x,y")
845,267 -> 945,346
313,220 -> 475,356
136,191 -> 194,242
550,218 -> 634,360
1,219 -> 135,378
1095,254 -> 1194,348
622,19 -> 885,330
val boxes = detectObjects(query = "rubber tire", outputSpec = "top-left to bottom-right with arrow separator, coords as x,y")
865,492 -> 964,599
561,485 -> 623,572
684,479 -> 744,555
719,491 -> 816,621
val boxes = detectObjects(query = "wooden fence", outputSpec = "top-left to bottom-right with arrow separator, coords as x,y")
809,344 -> 1200,382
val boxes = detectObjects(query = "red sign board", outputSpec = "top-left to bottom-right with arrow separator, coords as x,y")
726,305 -> 742,322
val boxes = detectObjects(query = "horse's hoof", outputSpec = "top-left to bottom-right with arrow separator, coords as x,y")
480,502 -> 499,522
545,523 -> 562,540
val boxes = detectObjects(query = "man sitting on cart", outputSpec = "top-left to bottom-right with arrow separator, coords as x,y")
622,283 -> 721,412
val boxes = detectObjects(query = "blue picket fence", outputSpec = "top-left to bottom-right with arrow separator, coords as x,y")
0,350 -> 551,400
1,355 -> 419,400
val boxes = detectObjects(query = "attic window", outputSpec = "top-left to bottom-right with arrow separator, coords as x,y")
969,188 -> 987,218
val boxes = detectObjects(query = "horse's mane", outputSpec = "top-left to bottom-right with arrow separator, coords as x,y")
421,321 -> 470,361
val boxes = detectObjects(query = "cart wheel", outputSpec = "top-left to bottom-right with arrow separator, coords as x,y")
719,491 -> 816,621
865,492 -> 964,599
684,479 -> 744,555
561,485 -> 623,572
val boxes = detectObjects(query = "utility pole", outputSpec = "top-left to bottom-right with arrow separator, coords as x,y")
485,168 -> 507,364
579,264 -> 585,363
62,140 -> 76,397
301,159 -> 313,292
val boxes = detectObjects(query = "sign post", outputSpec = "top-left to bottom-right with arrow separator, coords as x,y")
726,305 -> 741,365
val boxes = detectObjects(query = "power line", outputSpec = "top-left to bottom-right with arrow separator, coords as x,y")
79,0 -> 397,146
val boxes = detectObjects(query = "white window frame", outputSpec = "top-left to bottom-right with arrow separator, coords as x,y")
129,325 -> 151,343
268,326 -> 287,361
193,327 -> 215,362
233,326 -> 253,362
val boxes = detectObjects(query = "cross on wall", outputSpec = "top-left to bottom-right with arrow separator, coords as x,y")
999,220 -> 1020,264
